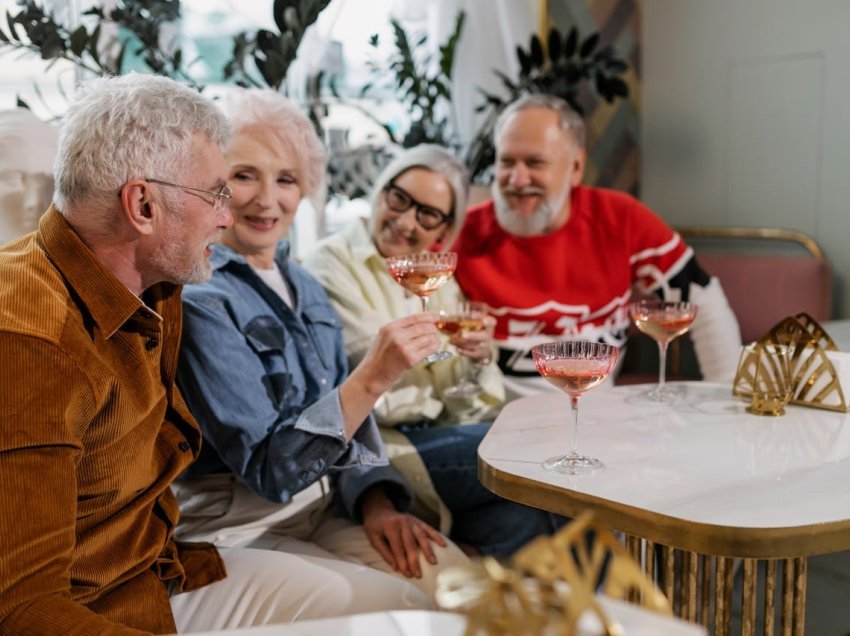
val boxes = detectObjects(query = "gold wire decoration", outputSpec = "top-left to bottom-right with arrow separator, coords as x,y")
435,510 -> 672,636
732,313 -> 848,413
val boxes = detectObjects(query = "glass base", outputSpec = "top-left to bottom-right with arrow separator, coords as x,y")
424,350 -> 452,364
443,381 -> 483,399
646,385 -> 677,403
543,454 -> 605,475
626,384 -> 679,405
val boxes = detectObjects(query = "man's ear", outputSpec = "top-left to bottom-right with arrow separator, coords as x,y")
119,179 -> 157,235
570,147 -> 587,187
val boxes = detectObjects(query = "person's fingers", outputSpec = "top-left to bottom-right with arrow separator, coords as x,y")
385,524 -> 412,578
400,522 -> 422,578
412,524 -> 438,565
420,522 -> 447,548
365,528 -> 398,571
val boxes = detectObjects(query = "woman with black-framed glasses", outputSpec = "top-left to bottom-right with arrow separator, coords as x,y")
304,145 -> 566,559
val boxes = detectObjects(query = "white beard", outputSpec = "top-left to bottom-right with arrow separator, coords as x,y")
492,180 -> 572,237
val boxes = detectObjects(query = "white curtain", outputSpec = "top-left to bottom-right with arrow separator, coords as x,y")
428,0 -> 539,149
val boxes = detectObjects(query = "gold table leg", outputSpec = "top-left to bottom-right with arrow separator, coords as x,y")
625,538 -> 809,636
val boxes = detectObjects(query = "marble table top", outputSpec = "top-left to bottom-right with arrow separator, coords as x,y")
478,382 -> 850,557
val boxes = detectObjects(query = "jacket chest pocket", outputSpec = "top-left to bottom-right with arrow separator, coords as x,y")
243,316 -> 294,408
301,302 -> 342,371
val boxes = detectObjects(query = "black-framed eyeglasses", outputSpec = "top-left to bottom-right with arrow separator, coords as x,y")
145,178 -> 233,212
383,182 -> 453,230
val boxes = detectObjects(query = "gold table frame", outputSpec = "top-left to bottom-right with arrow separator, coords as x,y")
478,384 -> 850,635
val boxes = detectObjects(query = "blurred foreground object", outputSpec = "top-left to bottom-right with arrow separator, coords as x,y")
437,510 -> 671,635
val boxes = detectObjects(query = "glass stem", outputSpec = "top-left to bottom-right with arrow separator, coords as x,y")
657,340 -> 669,391
420,295 -> 429,312
569,396 -> 580,458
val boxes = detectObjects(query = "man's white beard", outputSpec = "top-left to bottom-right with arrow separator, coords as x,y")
492,181 -> 571,237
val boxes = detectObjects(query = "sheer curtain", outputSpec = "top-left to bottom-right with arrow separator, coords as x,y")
428,0 -> 539,150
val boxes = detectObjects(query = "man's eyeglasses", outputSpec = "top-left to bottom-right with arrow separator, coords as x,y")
146,178 -> 233,212
383,182 -> 452,230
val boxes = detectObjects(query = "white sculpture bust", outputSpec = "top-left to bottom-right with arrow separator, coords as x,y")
0,108 -> 58,245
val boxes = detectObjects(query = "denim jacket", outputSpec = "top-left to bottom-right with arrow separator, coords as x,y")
177,241 -> 411,519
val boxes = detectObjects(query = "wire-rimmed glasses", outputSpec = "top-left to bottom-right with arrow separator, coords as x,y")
145,178 -> 233,212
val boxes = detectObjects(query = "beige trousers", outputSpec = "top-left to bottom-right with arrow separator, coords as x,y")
169,475 -> 468,633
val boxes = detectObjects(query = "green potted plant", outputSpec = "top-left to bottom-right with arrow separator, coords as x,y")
0,0 -> 199,95
356,11 -> 465,149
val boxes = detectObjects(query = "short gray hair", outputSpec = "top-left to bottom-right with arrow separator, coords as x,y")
54,73 -> 231,211
494,94 -> 586,149
217,88 -> 327,210
369,144 -> 469,247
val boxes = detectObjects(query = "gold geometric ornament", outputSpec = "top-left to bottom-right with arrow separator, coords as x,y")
435,510 -> 671,636
732,312 -> 848,413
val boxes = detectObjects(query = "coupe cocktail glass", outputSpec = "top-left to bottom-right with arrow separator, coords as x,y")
386,252 -> 457,363
629,300 -> 698,402
436,301 -> 489,398
532,340 -> 620,475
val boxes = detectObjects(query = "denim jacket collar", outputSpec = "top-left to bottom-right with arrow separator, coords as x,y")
210,241 -> 293,273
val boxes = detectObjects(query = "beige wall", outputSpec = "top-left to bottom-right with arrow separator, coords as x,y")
641,0 -> 850,316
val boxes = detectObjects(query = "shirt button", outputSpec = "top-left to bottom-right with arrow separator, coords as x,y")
178,441 -> 191,452
320,378 -> 327,386
145,338 -> 159,350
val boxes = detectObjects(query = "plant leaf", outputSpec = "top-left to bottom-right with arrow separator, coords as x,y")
272,0 -> 288,34
529,34 -> 544,67
564,27 -> 578,57
606,59 -> 628,74
608,76 -> 629,97
548,28 -> 562,61
516,45 -> 531,76
284,7 -> 302,34
69,25 -> 87,57
579,32 -> 600,58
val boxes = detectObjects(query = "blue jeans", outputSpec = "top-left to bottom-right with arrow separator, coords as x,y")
399,422 -> 568,557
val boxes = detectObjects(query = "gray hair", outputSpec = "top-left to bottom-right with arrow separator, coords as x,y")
369,144 -> 469,247
54,73 -> 231,212
494,94 -> 586,149
217,88 -> 327,211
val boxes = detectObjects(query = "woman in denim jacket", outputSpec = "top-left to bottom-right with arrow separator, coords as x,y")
173,89 -> 468,621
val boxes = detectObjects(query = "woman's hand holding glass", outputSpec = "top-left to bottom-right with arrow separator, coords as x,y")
436,301 -> 495,398
386,252 -> 457,363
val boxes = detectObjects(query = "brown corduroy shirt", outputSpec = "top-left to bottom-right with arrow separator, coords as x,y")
0,207 -> 226,635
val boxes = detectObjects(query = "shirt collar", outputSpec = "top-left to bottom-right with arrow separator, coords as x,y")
346,217 -> 384,267
38,206 -> 157,338
210,240 -> 292,272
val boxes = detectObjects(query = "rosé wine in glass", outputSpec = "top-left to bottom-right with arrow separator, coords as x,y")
629,300 -> 698,402
532,340 -> 620,475
387,266 -> 454,298
386,252 -> 457,363
435,316 -> 485,336
437,301 -> 490,398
